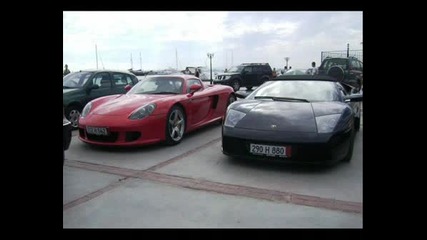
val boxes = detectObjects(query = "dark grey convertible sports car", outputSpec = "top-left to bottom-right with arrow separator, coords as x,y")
222,75 -> 363,164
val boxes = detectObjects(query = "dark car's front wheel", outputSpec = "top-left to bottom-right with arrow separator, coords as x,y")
165,105 -> 186,145
231,80 -> 240,92
342,129 -> 355,162
354,117 -> 360,131
65,105 -> 82,129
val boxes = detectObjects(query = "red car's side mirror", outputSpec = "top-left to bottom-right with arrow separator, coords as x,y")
124,85 -> 132,92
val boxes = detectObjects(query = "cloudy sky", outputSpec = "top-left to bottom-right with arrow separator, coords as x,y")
63,11 -> 363,72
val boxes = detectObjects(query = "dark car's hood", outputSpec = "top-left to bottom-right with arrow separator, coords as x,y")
231,100 -> 347,132
63,88 -> 80,94
217,72 -> 238,76
92,94 -> 173,116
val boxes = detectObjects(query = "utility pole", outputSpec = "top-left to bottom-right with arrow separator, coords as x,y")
347,43 -> 350,57
284,57 -> 289,69
140,52 -> 142,70
207,53 -> 214,84
176,48 -> 178,71
130,53 -> 133,70
95,44 -> 98,70
231,50 -> 233,67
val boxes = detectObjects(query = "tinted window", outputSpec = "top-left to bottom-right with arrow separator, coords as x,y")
321,58 -> 348,70
243,66 -> 253,73
63,71 -> 93,88
246,80 -> 340,102
113,73 -> 134,87
92,73 -> 111,88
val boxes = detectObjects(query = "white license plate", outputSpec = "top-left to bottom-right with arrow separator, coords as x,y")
250,143 -> 290,157
86,126 -> 108,136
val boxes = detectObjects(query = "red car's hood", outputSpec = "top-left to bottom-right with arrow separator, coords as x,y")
92,94 -> 170,116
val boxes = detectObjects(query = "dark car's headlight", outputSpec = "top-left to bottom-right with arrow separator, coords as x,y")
316,114 -> 341,133
129,103 -> 156,120
81,102 -> 92,118
224,109 -> 246,128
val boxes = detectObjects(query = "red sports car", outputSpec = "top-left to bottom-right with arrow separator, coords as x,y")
78,75 -> 236,146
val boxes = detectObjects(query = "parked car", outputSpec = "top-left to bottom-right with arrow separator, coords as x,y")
317,56 -> 363,92
222,74 -> 363,165
78,75 -> 236,147
63,70 -> 139,128
63,108 -> 72,165
214,63 -> 274,91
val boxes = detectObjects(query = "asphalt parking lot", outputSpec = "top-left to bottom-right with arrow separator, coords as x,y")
63,97 -> 363,228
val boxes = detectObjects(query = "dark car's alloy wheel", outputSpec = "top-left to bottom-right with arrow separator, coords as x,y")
342,129 -> 355,162
165,106 -> 185,145
66,106 -> 81,128
354,117 -> 360,131
232,80 -> 240,92
227,94 -> 237,108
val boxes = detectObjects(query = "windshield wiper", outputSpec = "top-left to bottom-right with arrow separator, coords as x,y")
254,96 -> 310,102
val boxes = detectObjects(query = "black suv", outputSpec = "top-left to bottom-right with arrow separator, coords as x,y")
213,63 -> 274,91
318,57 -> 363,92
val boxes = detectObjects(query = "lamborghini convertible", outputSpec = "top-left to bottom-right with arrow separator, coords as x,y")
222,75 -> 363,164
78,75 -> 235,146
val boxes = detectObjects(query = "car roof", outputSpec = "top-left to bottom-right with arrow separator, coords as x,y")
273,74 -> 338,82
144,74 -> 198,80
77,69 -> 137,75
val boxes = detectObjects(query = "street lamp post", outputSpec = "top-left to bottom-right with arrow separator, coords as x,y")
284,57 -> 289,70
207,53 -> 214,84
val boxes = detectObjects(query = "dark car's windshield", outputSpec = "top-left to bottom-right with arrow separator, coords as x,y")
127,76 -> 184,95
246,80 -> 341,102
321,58 -> 348,70
227,65 -> 245,73
63,71 -> 93,88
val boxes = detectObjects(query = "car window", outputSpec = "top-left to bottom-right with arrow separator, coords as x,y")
322,58 -> 348,70
63,71 -> 92,88
92,73 -> 111,88
113,73 -> 134,87
243,66 -> 253,73
127,76 -> 183,94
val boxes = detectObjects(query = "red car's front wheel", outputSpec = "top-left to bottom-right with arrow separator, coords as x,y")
165,105 -> 186,145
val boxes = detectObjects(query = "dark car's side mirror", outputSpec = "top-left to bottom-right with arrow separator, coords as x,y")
87,84 -> 99,92
344,94 -> 363,102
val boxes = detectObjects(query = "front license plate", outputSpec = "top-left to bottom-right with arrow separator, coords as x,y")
250,144 -> 290,157
86,126 -> 108,136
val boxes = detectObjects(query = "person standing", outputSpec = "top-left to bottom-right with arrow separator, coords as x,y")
195,68 -> 200,78
63,64 -> 71,76
309,61 -> 318,75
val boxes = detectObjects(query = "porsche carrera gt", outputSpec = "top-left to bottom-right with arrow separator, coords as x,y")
78,75 -> 235,146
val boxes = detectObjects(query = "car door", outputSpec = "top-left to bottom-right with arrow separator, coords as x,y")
185,78 -> 212,126
242,66 -> 257,86
87,72 -> 114,102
